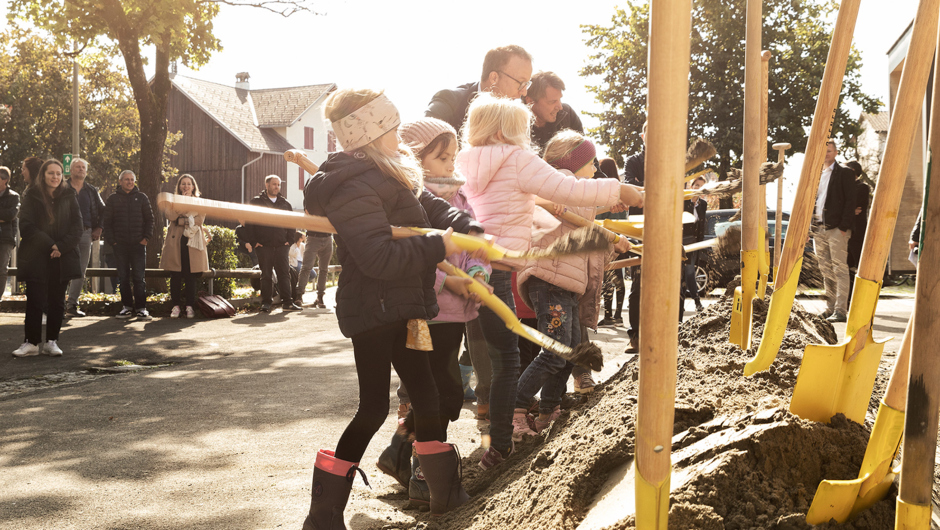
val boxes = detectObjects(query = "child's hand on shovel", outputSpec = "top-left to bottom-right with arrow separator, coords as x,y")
440,227 -> 461,257
619,184 -> 644,209
614,236 -> 632,253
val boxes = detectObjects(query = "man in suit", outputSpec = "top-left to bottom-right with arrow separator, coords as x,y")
813,140 -> 856,322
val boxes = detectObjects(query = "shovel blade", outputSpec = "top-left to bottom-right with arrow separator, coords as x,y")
806,403 -> 904,524
635,461 -> 670,530
790,278 -> 888,423
744,256 -> 804,376
790,337 -> 887,423
730,250 -> 759,350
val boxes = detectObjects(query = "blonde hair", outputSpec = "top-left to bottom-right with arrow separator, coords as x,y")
324,88 -> 423,194
542,130 -> 586,165
463,92 -> 533,150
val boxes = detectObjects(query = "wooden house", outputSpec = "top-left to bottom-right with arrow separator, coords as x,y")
165,72 -> 337,209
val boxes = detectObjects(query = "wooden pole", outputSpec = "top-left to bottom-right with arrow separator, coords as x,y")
760,51 -> 771,246
635,0 -> 691,526
897,13 -> 940,525
772,143 -> 791,273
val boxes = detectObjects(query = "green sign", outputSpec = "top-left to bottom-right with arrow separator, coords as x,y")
63,153 -> 73,176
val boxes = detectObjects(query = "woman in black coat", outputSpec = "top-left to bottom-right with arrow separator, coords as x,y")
13,159 -> 82,357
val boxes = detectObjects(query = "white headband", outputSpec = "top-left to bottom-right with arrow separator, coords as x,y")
331,93 -> 401,152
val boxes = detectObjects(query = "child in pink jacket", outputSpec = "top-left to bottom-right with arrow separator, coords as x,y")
513,130 -> 631,441
456,93 -> 643,469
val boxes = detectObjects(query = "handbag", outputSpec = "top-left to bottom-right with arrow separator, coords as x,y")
197,292 -> 236,318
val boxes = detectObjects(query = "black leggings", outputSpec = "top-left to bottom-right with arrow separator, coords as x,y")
401,322 -> 466,441
335,321 -> 443,463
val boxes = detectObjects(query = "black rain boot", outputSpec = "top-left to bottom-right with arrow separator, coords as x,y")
408,451 -> 430,510
376,423 -> 412,489
414,440 -> 469,516
302,449 -> 368,530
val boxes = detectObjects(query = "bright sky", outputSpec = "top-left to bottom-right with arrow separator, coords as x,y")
0,0 -> 923,210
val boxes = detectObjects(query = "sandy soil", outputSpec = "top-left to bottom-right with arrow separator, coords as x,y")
383,292 -> 939,530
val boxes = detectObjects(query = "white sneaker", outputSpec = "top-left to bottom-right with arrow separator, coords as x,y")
43,340 -> 63,356
136,309 -> 153,321
170,306 -> 181,318
185,306 -> 196,319
116,307 -> 134,319
12,342 -> 40,357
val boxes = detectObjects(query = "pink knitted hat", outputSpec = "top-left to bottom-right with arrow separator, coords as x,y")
400,117 -> 457,156
547,138 -> 597,174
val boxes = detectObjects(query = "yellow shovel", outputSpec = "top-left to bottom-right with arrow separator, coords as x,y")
728,0 -> 764,351
743,0 -> 862,376
806,315 -> 911,524
896,81 -> 940,527
634,0 -> 692,525
789,0 -> 938,424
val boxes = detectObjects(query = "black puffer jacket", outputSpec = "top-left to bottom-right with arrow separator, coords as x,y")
425,81 -> 480,134
304,152 -> 482,338
246,191 -> 296,246
0,187 -> 20,245
103,186 -> 154,246
17,185 -> 83,283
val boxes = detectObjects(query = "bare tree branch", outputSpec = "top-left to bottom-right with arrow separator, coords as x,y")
203,0 -> 322,17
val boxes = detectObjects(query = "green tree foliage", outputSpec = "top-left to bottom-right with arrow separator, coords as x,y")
582,0 -> 882,175
0,27 -> 139,191
9,0 -> 315,268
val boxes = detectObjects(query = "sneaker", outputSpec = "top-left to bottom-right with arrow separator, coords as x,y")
136,309 -> 152,321
625,335 -> 639,354
116,307 -> 134,319
573,372 -> 596,394
43,340 -> 63,356
511,409 -> 537,441
534,406 -> 562,433
185,306 -> 196,319
695,301 -> 704,312
820,309 -> 834,319
827,311 -> 848,323
612,316 -> 623,325
314,296 -> 327,309
597,317 -> 615,327
66,306 -> 86,317
170,306 -> 181,318
12,342 -> 40,357
282,303 -> 303,312
479,442 -> 513,470
260,303 -> 271,313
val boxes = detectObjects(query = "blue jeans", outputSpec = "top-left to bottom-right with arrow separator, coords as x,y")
113,243 -> 147,310
476,269 -> 520,453
516,277 -> 579,414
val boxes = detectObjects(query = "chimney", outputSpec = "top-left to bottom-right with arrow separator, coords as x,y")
235,72 -> 250,90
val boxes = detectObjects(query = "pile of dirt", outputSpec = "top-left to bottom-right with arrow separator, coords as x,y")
431,293 -> 903,530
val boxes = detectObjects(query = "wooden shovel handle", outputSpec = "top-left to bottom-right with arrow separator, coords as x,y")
545,206 -> 622,244
775,0 -> 861,282
856,1 -> 939,282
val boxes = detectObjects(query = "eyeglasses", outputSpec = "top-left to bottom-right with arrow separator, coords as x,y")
497,70 -> 532,92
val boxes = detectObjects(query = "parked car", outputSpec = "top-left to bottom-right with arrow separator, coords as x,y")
694,209 -> 822,296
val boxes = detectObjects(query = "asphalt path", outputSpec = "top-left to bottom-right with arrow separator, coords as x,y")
0,289 -> 915,529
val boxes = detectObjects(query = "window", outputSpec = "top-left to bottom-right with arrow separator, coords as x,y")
304,127 -> 314,150
327,130 -> 337,152
299,167 -> 305,190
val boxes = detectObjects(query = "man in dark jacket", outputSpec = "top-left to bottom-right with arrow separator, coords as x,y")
622,122 -> 647,353
0,166 -> 19,298
246,175 -> 300,312
64,157 -> 106,317
525,71 -> 585,151
813,140 -> 856,322
103,170 -> 155,320
425,44 -> 533,133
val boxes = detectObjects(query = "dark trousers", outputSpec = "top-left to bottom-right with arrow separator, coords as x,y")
113,243 -> 147,310
25,259 -> 67,344
628,266 -> 641,340
170,236 -> 198,307
603,268 -> 626,319
335,321 -> 443,463
256,244 -> 291,306
399,322 -> 466,441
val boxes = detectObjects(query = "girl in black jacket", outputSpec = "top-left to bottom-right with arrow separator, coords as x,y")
300,88 -> 478,527
13,159 -> 82,357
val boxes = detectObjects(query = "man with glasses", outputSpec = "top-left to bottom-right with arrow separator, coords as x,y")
426,44 -> 533,133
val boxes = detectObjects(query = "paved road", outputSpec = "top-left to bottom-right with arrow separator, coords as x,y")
0,290 -> 914,529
